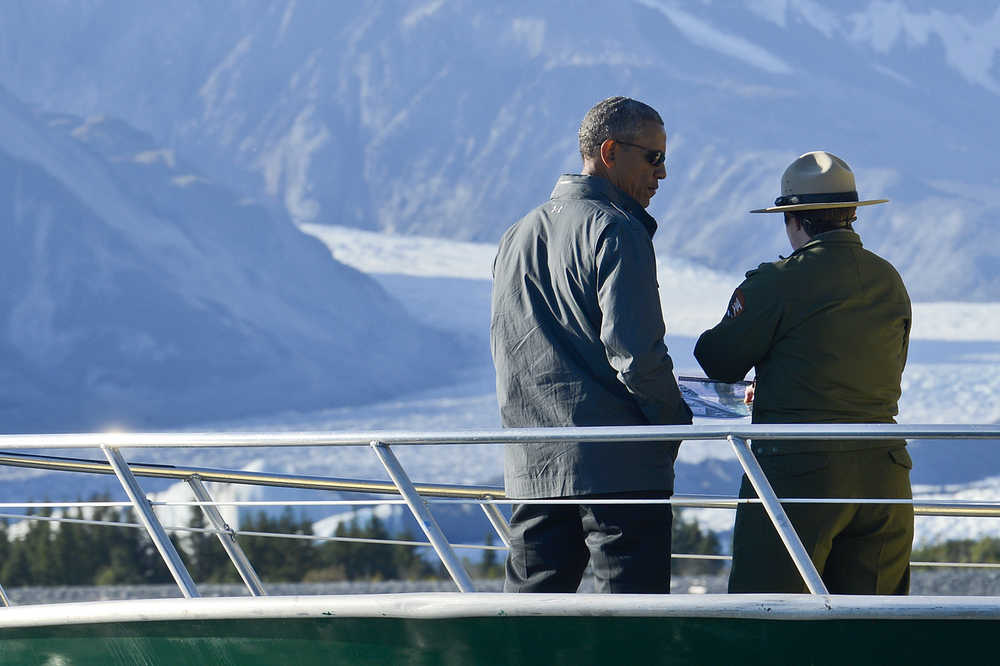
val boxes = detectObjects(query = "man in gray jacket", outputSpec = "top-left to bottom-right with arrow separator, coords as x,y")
491,97 -> 692,593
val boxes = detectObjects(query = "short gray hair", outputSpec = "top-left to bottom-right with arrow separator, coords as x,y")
578,96 -> 663,160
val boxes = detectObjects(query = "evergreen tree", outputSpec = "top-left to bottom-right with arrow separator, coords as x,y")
186,506 -> 232,583
393,528 -> 439,581
97,506 -> 154,585
913,537 -> 1000,564
239,509 -> 316,582
25,505 -> 60,586
50,506 -> 83,585
351,516 -> 395,580
309,515 -> 441,582
0,519 -> 9,584
72,503 -> 109,584
1,532 -> 32,587
479,531 -> 503,578
671,509 -> 723,575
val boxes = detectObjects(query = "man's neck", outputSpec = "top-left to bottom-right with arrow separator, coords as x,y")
581,159 -> 607,179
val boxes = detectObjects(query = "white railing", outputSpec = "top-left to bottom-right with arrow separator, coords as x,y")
0,423 -> 996,602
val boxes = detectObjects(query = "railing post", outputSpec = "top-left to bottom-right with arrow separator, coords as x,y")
480,498 -> 512,548
102,446 -> 200,598
186,476 -> 266,596
728,435 -> 829,595
0,581 -> 10,607
370,441 -> 476,592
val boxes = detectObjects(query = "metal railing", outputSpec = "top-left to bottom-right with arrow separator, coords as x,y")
0,423 -> 996,603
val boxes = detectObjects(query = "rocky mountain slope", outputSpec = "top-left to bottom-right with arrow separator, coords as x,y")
0,87 -> 454,431
0,1 -> 996,299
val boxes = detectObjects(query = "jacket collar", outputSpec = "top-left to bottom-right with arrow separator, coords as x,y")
550,174 -> 658,237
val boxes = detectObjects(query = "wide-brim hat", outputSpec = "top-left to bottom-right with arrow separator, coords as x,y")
750,151 -> 888,213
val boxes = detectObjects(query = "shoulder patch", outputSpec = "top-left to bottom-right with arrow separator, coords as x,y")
725,288 -> 746,319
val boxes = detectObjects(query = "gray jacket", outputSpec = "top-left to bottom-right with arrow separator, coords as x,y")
491,174 -> 692,498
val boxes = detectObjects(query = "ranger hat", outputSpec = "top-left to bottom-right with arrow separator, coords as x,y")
750,150 -> 888,213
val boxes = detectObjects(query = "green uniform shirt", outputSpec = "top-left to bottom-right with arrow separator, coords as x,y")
694,229 -> 911,454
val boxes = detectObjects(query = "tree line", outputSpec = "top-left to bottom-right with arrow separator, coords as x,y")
912,537 -> 1000,564
0,497 -> 443,587
0,498 -> 722,586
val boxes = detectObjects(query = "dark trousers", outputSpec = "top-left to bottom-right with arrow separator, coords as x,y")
729,448 -> 913,594
504,491 -> 672,594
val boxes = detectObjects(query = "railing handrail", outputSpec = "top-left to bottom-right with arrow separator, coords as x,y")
0,423 -> 994,449
3,449 -> 1000,515
0,451 -> 500,498
0,422 -> 997,601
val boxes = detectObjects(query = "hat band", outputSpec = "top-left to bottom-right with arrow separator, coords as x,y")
774,190 -> 858,207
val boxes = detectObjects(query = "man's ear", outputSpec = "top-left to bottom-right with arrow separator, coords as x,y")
599,139 -> 616,169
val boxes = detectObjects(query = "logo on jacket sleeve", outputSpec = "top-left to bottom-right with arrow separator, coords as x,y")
726,288 -> 746,319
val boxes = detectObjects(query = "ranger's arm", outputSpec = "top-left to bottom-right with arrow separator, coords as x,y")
694,266 -> 782,383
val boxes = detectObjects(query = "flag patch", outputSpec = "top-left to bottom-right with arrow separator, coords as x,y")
726,288 -> 746,318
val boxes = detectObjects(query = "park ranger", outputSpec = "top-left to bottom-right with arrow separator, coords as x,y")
694,151 -> 913,594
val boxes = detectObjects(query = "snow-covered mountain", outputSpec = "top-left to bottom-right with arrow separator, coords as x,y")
0,87 -> 456,432
0,0 -> 996,299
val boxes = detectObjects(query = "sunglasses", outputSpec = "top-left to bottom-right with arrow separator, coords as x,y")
615,140 -> 666,167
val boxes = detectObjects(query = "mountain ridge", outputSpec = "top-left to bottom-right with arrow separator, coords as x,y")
0,87 -> 457,432
0,0 -> 995,299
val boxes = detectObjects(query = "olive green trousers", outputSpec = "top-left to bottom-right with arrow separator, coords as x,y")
728,447 -> 913,594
